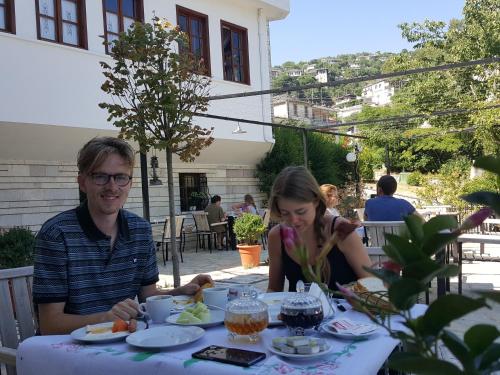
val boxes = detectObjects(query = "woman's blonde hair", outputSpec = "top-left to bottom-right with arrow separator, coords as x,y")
269,166 -> 326,244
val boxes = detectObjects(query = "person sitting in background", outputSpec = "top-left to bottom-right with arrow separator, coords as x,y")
364,175 -> 422,221
33,137 -> 212,335
232,194 -> 257,215
320,184 -> 340,217
267,166 -> 371,292
205,195 -> 227,249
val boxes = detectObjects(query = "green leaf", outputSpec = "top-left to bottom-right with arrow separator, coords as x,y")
422,295 -> 487,336
385,233 -> 426,265
364,267 -> 401,285
389,278 -> 423,310
462,191 -> 500,216
423,215 -> 458,237
441,330 -> 474,371
388,352 -> 463,375
381,243 -> 406,264
421,232 -> 459,256
475,290 -> 500,303
474,156 -> 500,175
479,343 -> 500,370
403,258 -> 457,284
464,324 -> 500,357
405,214 -> 425,243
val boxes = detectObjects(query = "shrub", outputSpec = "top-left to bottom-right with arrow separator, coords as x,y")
407,171 -> 424,186
0,227 -> 36,269
233,213 -> 266,245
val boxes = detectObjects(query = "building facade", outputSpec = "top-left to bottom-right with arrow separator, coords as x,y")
0,0 -> 290,230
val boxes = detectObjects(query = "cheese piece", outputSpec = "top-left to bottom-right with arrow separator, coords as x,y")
286,336 -> 310,347
296,345 -> 320,354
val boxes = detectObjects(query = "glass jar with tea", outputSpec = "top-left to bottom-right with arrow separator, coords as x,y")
280,293 -> 323,335
224,290 -> 268,342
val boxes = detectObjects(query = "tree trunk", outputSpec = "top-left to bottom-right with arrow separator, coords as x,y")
166,147 -> 180,287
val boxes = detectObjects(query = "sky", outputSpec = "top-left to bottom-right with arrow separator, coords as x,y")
269,0 -> 465,66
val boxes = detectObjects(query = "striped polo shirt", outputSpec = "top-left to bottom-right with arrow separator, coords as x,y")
33,202 -> 159,315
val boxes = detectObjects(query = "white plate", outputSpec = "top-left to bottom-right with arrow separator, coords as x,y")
126,326 -> 205,350
322,324 -> 379,340
172,295 -> 195,311
71,321 -> 147,343
258,292 -> 295,326
166,309 -> 225,328
268,344 -> 333,361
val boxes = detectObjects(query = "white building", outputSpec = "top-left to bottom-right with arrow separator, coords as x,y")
287,69 -> 303,77
0,0 -> 290,229
362,80 -> 395,106
314,68 -> 328,83
273,97 -> 336,126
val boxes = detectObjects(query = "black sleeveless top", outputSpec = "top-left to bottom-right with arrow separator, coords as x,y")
281,217 -> 357,291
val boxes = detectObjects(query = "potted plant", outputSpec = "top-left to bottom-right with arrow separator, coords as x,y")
233,213 -> 266,268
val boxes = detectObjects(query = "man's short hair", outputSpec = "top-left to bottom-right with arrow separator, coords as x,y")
77,137 -> 135,175
377,175 -> 397,196
211,195 -> 221,204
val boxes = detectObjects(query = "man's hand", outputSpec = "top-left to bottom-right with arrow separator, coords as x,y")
177,274 -> 213,296
108,299 -> 140,321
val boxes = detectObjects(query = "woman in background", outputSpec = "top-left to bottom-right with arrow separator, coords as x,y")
267,166 -> 371,292
320,184 -> 340,217
232,194 -> 257,215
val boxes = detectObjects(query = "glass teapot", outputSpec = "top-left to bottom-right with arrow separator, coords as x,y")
224,289 -> 268,343
280,292 -> 324,335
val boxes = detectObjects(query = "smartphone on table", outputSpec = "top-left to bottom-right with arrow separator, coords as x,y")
192,345 -> 266,367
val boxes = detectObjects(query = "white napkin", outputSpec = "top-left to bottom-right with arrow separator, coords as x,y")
309,282 -> 336,318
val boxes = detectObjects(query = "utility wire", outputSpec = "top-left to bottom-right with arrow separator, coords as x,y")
193,112 -> 368,139
312,104 -> 500,130
208,57 -> 499,101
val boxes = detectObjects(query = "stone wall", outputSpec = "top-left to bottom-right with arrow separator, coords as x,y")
0,159 -> 266,231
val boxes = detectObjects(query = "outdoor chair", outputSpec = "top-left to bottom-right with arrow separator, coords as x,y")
191,211 -> 228,252
161,215 -> 186,265
0,266 -> 37,375
360,221 -> 406,268
260,209 -> 271,249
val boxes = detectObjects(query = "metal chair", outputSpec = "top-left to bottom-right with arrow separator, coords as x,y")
161,215 -> 186,265
261,209 -> 271,249
192,211 -> 227,252
0,266 -> 37,375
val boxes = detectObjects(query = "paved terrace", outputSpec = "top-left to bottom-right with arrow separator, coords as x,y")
156,242 -> 500,340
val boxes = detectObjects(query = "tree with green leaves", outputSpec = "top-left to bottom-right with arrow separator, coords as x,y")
100,18 -> 213,287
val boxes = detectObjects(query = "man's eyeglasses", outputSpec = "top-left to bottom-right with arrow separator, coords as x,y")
90,173 -> 132,186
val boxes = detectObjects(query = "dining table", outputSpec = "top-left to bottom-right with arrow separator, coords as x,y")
16,304 -> 427,375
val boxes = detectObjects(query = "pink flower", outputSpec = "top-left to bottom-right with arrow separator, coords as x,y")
282,226 -> 299,253
460,208 -> 493,232
382,261 -> 402,274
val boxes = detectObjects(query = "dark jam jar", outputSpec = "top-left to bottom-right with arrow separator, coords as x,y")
280,293 -> 323,335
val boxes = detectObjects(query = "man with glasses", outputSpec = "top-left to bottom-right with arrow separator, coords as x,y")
33,137 -> 212,334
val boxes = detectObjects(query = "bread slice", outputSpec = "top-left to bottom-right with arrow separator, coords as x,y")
354,277 -> 387,294
351,277 -> 392,312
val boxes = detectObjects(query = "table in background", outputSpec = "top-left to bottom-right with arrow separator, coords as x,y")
17,305 -> 426,375
456,233 -> 500,294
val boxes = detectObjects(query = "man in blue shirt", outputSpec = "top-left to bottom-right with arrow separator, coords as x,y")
364,175 -> 421,221
34,137 -> 212,334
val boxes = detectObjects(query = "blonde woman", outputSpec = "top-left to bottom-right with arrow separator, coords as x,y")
320,184 -> 340,217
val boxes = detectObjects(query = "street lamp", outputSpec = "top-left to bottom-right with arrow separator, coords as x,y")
346,144 -> 360,198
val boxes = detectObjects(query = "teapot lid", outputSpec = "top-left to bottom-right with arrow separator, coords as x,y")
281,292 -> 322,310
226,291 -> 268,314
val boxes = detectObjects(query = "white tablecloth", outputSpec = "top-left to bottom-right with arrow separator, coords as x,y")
17,305 -> 426,375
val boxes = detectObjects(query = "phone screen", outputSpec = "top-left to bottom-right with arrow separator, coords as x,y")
192,345 -> 266,367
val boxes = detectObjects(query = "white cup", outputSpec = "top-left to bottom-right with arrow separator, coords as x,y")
202,287 -> 229,310
139,295 -> 173,323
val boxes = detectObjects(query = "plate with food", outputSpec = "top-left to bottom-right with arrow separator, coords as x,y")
71,319 -> 147,343
268,336 -> 332,360
126,325 -> 205,350
166,302 -> 225,328
322,318 -> 378,340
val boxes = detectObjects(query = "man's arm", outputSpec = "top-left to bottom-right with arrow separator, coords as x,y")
139,274 -> 214,300
38,299 -> 140,335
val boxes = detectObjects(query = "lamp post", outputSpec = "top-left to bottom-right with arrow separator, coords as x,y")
346,144 -> 360,198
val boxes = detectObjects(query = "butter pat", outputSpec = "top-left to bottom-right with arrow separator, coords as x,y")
286,336 -> 310,347
296,345 -> 320,354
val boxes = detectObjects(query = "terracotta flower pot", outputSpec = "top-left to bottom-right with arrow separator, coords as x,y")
237,244 -> 262,268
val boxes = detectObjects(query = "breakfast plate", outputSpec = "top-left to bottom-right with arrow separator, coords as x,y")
126,326 -> 205,350
71,320 -> 147,344
322,319 -> 378,340
267,344 -> 332,361
166,309 -> 225,328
